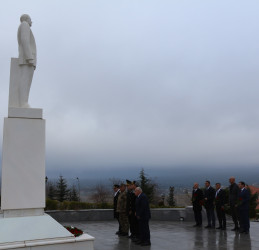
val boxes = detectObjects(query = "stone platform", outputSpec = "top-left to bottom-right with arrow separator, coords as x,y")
0,214 -> 94,250
64,220 -> 259,250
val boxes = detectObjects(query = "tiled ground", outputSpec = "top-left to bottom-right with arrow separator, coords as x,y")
62,220 -> 259,250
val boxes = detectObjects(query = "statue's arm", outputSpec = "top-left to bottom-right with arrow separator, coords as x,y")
20,22 -> 33,61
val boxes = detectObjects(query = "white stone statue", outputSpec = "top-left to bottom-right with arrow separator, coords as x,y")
8,14 -> 37,109
17,14 -> 37,108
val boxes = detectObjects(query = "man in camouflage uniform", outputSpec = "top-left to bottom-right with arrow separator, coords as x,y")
117,183 -> 129,236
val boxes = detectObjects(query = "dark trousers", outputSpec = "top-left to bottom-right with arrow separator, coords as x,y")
193,208 -> 202,225
230,205 -> 239,228
129,213 -> 138,237
115,212 -> 121,232
138,219 -> 150,243
206,208 -> 215,227
239,209 -> 250,232
216,207 -> 226,228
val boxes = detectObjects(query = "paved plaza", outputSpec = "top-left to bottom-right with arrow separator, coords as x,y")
62,220 -> 259,250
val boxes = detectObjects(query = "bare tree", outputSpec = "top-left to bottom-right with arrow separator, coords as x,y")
90,184 -> 110,203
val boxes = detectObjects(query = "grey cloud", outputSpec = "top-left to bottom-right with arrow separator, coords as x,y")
0,1 -> 259,173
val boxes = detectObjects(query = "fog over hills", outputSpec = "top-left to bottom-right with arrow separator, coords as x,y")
46,166 -> 259,189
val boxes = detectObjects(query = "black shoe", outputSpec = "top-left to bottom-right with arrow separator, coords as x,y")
221,227 -> 226,230
216,226 -> 222,229
141,242 -> 151,246
193,224 -> 199,227
135,240 -> 143,245
119,232 -> 128,236
115,231 -> 120,235
205,225 -> 211,228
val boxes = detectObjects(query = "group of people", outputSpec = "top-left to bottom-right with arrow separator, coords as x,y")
192,177 -> 250,234
113,180 -> 151,247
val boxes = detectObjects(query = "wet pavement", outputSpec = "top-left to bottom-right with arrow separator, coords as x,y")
62,220 -> 259,250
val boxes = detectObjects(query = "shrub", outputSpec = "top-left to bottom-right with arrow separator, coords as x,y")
46,199 -> 59,210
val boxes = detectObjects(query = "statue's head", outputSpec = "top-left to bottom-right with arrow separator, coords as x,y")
20,14 -> 32,27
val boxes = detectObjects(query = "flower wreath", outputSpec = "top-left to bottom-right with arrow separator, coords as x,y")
64,226 -> 83,237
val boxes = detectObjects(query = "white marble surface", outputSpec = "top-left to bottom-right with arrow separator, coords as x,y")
0,214 -> 72,243
15,14 -> 37,108
0,214 -> 94,250
1,117 -> 45,211
9,58 -> 22,108
3,208 -> 44,218
8,107 -> 42,119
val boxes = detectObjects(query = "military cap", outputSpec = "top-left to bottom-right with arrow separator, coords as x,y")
113,184 -> 120,188
126,179 -> 132,185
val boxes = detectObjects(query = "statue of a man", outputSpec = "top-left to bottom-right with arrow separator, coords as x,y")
17,14 -> 37,108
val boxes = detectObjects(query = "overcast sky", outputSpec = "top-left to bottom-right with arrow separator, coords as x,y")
0,1 -> 259,176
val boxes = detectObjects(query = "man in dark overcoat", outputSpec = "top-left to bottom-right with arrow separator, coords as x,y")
215,183 -> 226,230
238,181 -> 250,234
204,180 -> 216,228
113,184 -> 121,234
126,180 -> 138,240
192,182 -> 204,227
229,176 -> 240,231
135,187 -> 151,246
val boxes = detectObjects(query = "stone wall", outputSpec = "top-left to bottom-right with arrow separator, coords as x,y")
46,206 -> 204,223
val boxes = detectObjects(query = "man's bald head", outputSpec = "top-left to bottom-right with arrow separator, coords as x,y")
20,14 -> 32,26
229,177 -> 235,184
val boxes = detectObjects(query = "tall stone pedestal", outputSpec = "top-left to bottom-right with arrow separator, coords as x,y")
0,109 -> 94,249
1,115 -> 45,217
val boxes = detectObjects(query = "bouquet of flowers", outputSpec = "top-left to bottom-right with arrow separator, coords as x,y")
236,197 -> 243,207
192,193 -> 198,202
64,226 -> 83,237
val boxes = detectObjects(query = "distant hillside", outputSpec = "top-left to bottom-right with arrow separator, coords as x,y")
46,166 -> 259,189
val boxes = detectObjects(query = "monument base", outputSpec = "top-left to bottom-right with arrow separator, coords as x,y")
8,107 -> 43,119
0,213 -> 94,250
1,117 -> 45,211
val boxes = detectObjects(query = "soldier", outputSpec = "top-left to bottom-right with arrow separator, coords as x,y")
126,180 -> 138,240
116,183 -> 129,236
113,184 -> 121,235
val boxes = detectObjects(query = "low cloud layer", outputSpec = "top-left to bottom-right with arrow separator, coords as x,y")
0,1 -> 259,173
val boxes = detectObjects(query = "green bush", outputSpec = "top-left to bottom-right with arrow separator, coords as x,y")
46,199 -> 59,210
59,201 -> 70,210
45,200 -> 113,210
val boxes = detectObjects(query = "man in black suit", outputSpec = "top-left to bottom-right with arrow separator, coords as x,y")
204,180 -> 216,228
215,183 -> 226,230
192,183 -> 204,227
113,184 -> 121,235
135,187 -> 151,246
229,176 -> 240,231
126,180 -> 138,240
237,181 -> 250,234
